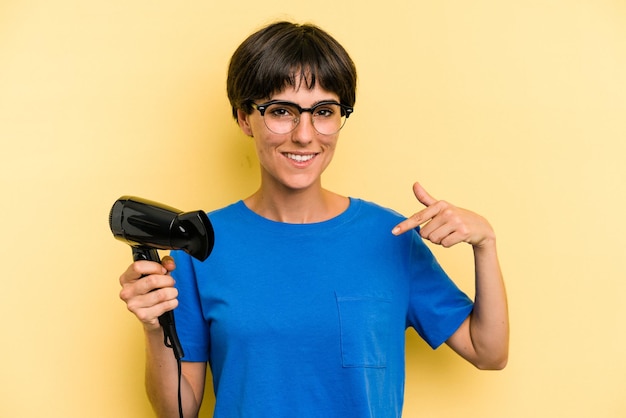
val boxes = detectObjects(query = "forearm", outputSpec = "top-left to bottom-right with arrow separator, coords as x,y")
468,239 -> 509,369
144,329 -> 202,418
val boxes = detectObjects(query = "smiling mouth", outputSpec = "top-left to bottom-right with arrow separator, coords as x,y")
284,152 -> 317,162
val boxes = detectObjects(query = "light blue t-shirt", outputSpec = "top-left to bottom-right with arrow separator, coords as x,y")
172,198 -> 473,418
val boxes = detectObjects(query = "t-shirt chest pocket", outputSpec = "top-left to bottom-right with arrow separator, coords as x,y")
335,293 -> 393,368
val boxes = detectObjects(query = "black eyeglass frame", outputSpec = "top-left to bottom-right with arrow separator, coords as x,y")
251,100 -> 354,118
247,99 -> 354,135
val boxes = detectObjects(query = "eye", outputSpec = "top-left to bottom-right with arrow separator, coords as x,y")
313,105 -> 337,118
267,104 -> 298,119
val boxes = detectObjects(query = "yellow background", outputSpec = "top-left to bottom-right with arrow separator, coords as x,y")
1,1 -> 625,417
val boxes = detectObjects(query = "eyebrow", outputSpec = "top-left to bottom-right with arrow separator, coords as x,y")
264,99 -> 341,107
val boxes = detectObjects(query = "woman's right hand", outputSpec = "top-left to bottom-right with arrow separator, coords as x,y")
118,256 -> 178,331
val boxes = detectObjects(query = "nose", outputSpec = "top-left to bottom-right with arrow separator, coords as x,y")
291,113 -> 315,144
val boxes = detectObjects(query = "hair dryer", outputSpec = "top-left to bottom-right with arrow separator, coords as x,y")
109,196 -> 214,359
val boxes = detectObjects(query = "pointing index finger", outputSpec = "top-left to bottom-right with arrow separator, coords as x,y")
392,182 -> 440,235
392,205 -> 440,236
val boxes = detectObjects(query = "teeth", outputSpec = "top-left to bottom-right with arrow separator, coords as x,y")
286,153 -> 315,162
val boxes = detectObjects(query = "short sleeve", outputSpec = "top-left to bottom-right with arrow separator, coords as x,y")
405,231 -> 474,349
171,249 -> 210,362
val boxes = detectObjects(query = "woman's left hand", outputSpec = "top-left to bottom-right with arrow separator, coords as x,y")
392,182 -> 495,249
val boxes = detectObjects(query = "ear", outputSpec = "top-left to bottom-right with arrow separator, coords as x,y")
237,109 -> 254,137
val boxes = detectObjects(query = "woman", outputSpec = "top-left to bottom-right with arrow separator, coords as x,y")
119,21 -> 508,418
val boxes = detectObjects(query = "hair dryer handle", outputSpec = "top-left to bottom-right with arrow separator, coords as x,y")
132,246 -> 160,263
132,247 -> 185,360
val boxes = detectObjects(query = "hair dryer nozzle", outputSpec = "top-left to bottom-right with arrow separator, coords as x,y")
171,211 -> 214,261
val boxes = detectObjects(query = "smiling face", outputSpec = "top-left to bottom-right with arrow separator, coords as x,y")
237,83 -> 341,194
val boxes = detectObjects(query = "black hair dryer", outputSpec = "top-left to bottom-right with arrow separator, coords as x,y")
109,196 -> 214,359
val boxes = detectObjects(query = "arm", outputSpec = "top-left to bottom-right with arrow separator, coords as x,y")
392,183 -> 509,370
119,257 -> 207,417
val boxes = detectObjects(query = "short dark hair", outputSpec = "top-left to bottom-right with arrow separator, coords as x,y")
226,21 -> 357,120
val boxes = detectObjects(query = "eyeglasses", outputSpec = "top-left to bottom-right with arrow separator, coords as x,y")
249,100 -> 354,135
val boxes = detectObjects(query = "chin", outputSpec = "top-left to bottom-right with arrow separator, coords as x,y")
279,175 -> 321,192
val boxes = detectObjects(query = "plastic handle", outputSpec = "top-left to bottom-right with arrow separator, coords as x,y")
132,247 -> 185,360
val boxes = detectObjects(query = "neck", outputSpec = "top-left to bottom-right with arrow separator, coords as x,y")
244,185 -> 348,224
